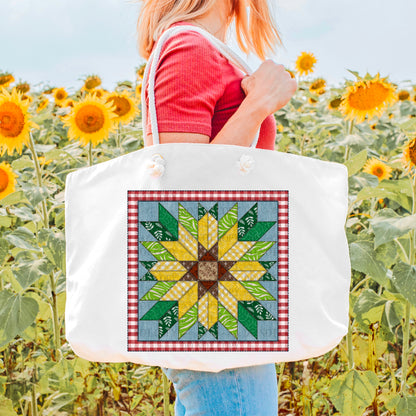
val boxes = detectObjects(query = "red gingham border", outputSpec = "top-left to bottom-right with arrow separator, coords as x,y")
127,190 -> 289,351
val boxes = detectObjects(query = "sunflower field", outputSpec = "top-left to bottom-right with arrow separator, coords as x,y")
0,53 -> 415,416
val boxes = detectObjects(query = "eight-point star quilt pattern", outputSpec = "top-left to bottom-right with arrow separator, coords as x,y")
127,190 -> 289,352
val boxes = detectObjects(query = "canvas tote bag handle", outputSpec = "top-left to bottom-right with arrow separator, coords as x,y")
142,25 -> 261,148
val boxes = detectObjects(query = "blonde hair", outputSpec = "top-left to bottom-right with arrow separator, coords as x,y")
136,0 -> 283,60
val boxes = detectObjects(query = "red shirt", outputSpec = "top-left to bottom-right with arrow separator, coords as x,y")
144,21 -> 276,150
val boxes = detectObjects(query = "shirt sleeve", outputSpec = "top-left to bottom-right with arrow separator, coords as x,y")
145,31 -> 226,138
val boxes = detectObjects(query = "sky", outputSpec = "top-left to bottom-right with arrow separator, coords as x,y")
1,0 -> 415,93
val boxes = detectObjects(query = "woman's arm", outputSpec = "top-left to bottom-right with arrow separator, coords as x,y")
145,98 -> 262,146
145,60 -> 297,147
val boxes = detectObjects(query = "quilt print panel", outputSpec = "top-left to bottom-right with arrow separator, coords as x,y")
127,190 -> 288,351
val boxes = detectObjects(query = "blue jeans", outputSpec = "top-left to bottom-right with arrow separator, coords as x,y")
162,364 -> 278,416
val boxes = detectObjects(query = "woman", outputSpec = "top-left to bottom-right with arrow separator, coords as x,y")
137,0 -> 297,414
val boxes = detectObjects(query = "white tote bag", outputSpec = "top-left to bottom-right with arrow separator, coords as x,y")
64,25 -> 351,372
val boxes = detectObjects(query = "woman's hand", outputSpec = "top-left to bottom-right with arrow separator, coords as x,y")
240,60 -> 298,116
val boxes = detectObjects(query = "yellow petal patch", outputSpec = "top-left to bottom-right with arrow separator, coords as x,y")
220,281 -> 255,301
178,284 -> 198,318
198,213 -> 208,249
231,271 -> 266,281
178,223 -> 198,259
151,261 -> 187,281
221,241 -> 255,261
229,261 -> 266,281
218,223 -> 238,260
160,240 -> 195,261
160,281 -> 195,301
198,292 -> 209,329
218,284 -> 238,317
207,213 -> 218,250
198,292 -> 218,329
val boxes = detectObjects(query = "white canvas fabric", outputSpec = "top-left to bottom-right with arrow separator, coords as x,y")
64,25 -> 351,372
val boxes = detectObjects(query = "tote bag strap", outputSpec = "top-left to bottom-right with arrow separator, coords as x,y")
141,25 -> 260,148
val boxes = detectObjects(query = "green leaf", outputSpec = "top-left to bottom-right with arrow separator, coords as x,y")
349,241 -> 388,287
0,239 -> 9,264
0,290 -> 39,348
178,304 -> 198,338
140,301 -> 177,321
239,241 -> 275,261
0,191 -> 29,207
238,301 -> 276,338
12,258 -> 53,289
38,229 -> 66,273
391,261 -> 416,307
198,203 -> 207,220
238,302 -> 258,338
218,203 -> 238,240
352,289 -> 386,332
240,282 -> 275,300
5,227 -> 41,252
158,305 -> 178,339
396,396 -> 416,416
238,203 -> 258,238
158,204 -> 178,240
369,209 -> 416,249
178,204 -> 198,239
209,203 -> 218,220
239,222 -> 276,241
0,395 -> 17,416
356,180 -> 412,212
209,322 -> 218,339
198,322 -> 207,339
140,221 -> 176,241
344,149 -> 368,177
328,369 -> 379,416
218,303 -> 238,338
141,241 -> 176,261
140,282 -> 176,301
379,300 -> 402,342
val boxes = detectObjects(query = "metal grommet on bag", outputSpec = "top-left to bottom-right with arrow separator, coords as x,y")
237,154 -> 255,175
146,153 -> 166,177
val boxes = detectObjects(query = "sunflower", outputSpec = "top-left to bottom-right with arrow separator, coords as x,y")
16,83 -> 30,94
308,97 -> 318,104
285,68 -> 296,79
363,157 -> 393,181
91,88 -> 105,98
277,124 -> 284,132
135,83 -> 142,98
0,162 -> 17,200
339,73 -> 397,124
53,88 -> 68,105
136,64 -> 146,81
295,52 -> 317,76
0,73 -> 15,89
398,90 -> 410,101
82,75 -> 102,92
36,98 -> 49,113
21,94 -> 33,104
401,136 -> 416,178
103,90 -> 140,125
329,97 -> 342,110
370,124 -> 377,130
61,92 -> 118,147
309,78 -> 326,95
0,88 -> 39,156
61,98 -> 75,108
43,87 -> 56,95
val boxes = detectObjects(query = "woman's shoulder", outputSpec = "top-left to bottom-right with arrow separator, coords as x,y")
158,22 -> 224,63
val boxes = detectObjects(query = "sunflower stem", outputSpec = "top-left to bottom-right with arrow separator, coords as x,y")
28,131 -> 49,228
162,371 -> 170,416
344,120 -> 355,161
401,174 -> 416,393
88,141 -> 93,166
347,317 -> 355,370
49,271 -> 61,360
